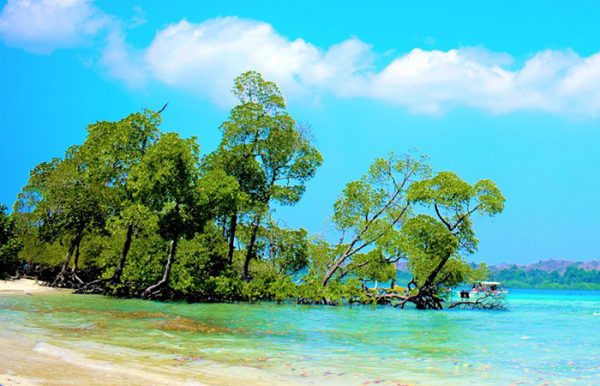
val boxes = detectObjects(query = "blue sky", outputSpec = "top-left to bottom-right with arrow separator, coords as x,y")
2,0 -> 600,265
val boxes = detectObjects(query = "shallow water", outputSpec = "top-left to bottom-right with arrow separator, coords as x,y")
1,289 -> 599,385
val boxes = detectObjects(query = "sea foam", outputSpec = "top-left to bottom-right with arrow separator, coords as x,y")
33,342 -> 206,386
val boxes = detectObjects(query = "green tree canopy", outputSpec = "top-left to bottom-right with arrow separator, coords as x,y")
215,71 -> 323,280
320,153 -> 431,286
14,145 -> 112,286
0,205 -> 22,278
401,171 -> 505,309
78,109 -> 163,288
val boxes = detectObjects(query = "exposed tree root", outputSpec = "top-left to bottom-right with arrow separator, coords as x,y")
449,293 -> 507,310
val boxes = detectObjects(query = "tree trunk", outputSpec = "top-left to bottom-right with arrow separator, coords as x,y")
322,251 -> 349,287
421,253 -> 451,290
111,223 -> 133,284
243,215 -> 261,281
227,213 -> 238,266
53,230 -> 83,286
409,253 -> 452,310
71,243 -> 80,274
142,237 -> 178,299
70,243 -> 85,285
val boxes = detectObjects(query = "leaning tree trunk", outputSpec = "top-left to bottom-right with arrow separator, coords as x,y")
53,230 -> 83,287
243,216 -> 261,281
111,223 -> 134,284
322,250 -> 350,287
76,224 -> 134,294
227,213 -> 238,266
142,237 -> 178,299
71,243 -> 80,274
70,244 -> 84,285
409,253 -> 452,310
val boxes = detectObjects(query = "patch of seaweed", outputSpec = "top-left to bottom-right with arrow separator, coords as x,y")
104,310 -> 171,319
151,316 -> 237,334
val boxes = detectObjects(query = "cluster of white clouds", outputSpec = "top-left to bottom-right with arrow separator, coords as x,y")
2,0 -> 600,116
0,0 -> 109,54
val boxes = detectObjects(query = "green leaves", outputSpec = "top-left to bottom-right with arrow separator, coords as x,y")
214,71 -> 323,279
408,171 -> 474,210
401,171 -> 505,295
409,172 -> 505,223
233,70 -> 286,110
0,205 -> 22,278
9,71 -> 505,308
218,71 -> 322,208
15,144 -> 111,244
474,179 -> 505,215
130,133 -> 204,240
403,214 -> 459,286
82,108 -> 162,191
322,153 -> 430,285
320,151 -> 504,307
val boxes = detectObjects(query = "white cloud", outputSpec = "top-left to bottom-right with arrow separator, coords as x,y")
144,17 -> 323,105
3,1 -> 600,117
0,0 -> 147,87
100,27 -> 147,88
126,17 -> 600,116
0,0 -> 109,54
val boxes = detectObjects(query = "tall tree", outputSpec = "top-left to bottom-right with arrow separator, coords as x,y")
14,146 -> 110,286
243,218 -> 310,277
0,205 -> 22,278
78,109 -> 162,290
217,71 -> 322,280
320,153 -> 431,286
131,133 -> 228,299
400,171 -> 505,309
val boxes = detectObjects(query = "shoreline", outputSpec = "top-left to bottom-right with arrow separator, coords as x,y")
1,289 -> 596,385
0,332 -> 312,386
0,279 -> 56,295
0,288 -> 313,386
0,373 -> 36,386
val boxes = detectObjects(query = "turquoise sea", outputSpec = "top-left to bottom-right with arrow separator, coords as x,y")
1,289 -> 599,385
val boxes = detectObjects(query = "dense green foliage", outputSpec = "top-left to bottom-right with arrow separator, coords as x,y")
491,266 -> 600,290
0,205 -> 22,278
4,71 -> 506,309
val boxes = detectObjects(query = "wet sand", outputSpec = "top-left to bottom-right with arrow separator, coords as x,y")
0,288 -> 311,386
0,373 -> 37,386
0,331 -> 313,386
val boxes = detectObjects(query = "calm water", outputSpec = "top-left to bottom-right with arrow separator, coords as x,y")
1,289 -> 599,385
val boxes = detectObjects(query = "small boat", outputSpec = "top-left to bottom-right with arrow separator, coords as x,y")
457,281 -> 508,299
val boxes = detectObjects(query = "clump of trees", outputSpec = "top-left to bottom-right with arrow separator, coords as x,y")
4,71 -> 505,310
0,205 -> 22,278
491,265 -> 600,290
296,154 -> 504,309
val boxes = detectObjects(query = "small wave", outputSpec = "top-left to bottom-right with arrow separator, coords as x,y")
34,342 -> 116,373
33,342 -> 206,386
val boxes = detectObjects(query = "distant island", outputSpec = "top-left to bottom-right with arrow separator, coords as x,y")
392,259 -> 600,290
489,259 -> 600,290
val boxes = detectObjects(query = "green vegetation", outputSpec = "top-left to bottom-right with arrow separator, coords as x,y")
0,205 -> 22,278
491,266 -> 600,290
4,71 -> 505,309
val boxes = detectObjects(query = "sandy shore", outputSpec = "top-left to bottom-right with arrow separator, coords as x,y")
0,373 -> 38,386
0,286 -> 310,386
0,332 -> 309,386
0,279 -> 54,295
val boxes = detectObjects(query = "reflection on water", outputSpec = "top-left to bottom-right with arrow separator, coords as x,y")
1,289 -> 600,385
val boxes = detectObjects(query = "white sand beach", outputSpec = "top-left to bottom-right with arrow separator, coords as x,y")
0,373 -> 37,386
0,279 -> 53,295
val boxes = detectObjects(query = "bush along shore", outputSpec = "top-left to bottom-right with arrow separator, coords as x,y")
1,71 -> 505,310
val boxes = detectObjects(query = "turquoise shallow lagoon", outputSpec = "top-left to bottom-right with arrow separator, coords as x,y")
1,289 -> 599,385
